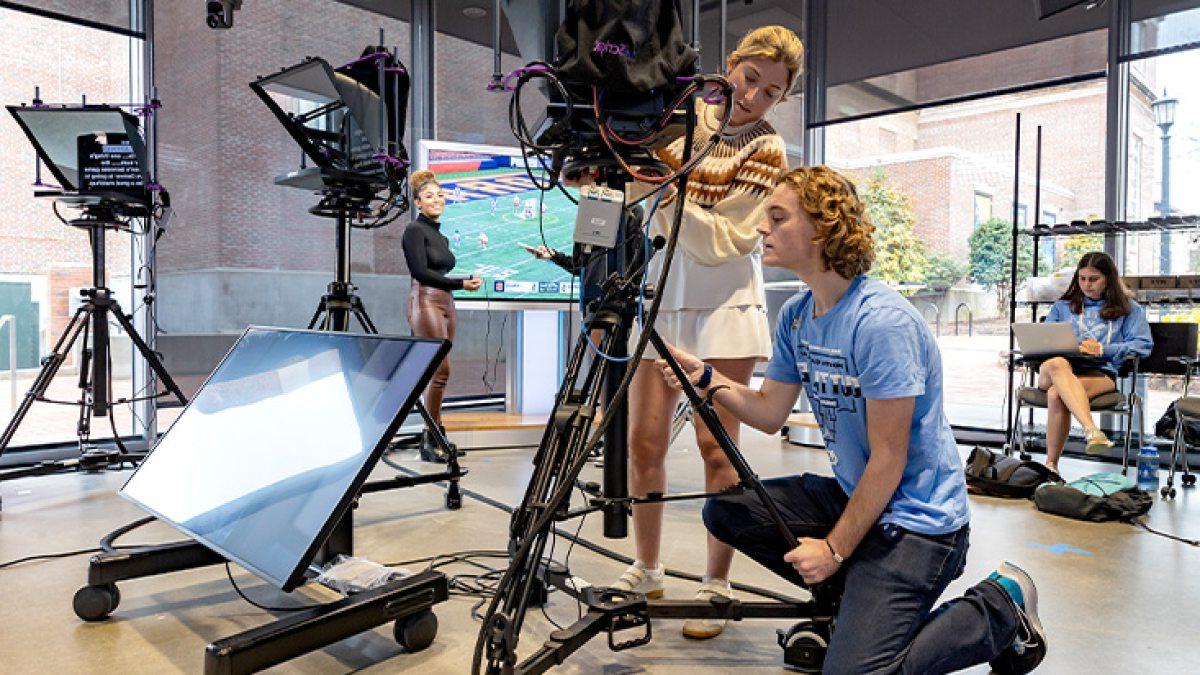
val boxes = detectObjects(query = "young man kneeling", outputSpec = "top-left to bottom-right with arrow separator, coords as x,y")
661,166 -> 1047,674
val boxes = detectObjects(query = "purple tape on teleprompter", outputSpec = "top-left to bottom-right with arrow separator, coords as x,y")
338,51 -> 391,70
494,64 -> 554,92
372,152 -> 410,168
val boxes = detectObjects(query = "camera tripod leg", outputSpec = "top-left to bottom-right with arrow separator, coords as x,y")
108,298 -> 188,406
647,328 -> 800,549
0,305 -> 93,454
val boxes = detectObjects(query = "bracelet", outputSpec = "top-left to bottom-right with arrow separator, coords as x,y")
704,384 -> 730,407
826,539 -> 845,565
695,363 -> 714,390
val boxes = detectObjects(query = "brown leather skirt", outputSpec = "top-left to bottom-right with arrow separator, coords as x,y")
407,282 -> 456,423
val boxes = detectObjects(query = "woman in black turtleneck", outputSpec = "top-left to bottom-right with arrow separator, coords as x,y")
402,170 -> 482,460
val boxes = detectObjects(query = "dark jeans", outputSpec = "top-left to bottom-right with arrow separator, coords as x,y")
704,473 -> 1020,674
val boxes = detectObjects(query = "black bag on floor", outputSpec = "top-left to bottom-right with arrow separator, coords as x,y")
964,447 -> 1058,498
1154,400 -> 1200,445
1034,483 -> 1153,522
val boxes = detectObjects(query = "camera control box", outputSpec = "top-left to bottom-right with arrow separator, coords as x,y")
573,185 -> 625,249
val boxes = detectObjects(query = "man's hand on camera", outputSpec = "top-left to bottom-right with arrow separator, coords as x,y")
659,344 -> 705,391
784,538 -> 841,585
463,276 -> 483,291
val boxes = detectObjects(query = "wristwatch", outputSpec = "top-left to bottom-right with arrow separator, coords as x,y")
695,363 -> 713,390
826,539 -> 845,565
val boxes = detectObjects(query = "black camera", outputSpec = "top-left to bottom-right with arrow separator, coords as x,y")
206,0 -> 241,30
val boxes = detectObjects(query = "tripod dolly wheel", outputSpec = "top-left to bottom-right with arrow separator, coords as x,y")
777,619 -> 831,673
1182,473 -> 1196,487
73,583 -> 120,622
394,608 -> 438,652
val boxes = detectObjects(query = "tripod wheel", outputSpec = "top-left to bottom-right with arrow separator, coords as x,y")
1183,474 -> 1196,487
778,619 -> 830,673
394,609 -> 438,652
73,583 -> 120,622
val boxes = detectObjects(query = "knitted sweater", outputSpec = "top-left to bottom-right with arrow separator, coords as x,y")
644,99 -> 788,266
630,100 -> 787,312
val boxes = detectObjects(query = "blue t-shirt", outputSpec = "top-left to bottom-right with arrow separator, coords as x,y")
1045,297 -> 1153,376
765,276 -> 971,535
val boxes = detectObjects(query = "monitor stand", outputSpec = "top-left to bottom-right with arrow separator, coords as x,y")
73,357 -> 464,674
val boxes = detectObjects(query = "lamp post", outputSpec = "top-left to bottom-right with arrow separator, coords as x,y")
1152,91 -> 1178,274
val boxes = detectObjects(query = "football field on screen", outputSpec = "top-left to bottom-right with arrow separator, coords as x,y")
437,167 -> 579,302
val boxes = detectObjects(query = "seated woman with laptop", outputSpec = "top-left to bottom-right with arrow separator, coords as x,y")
1035,251 -> 1152,475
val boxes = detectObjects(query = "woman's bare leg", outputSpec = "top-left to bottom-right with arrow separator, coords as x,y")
1039,358 -> 1117,468
628,360 -> 681,569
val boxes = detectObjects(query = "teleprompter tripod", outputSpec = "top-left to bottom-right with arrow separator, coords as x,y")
302,171 -> 464,503
0,201 -> 187,490
473,102 -> 841,674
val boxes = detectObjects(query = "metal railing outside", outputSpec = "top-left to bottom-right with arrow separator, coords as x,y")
0,315 -> 15,412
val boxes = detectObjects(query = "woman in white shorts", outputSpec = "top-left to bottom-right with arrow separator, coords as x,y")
615,25 -> 804,640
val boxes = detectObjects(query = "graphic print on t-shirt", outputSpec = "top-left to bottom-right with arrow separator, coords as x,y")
796,341 -> 862,449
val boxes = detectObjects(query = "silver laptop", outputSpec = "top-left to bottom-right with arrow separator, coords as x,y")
1011,322 -> 1079,358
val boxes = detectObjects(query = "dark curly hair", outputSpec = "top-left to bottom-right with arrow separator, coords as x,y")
778,166 -> 875,279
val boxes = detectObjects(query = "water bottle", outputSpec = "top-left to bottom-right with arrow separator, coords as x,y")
1136,446 -> 1160,493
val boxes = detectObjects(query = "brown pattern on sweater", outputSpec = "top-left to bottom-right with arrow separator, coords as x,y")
654,113 -> 787,208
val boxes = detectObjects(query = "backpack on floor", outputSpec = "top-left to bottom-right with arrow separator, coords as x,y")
1154,400 -> 1200,446
964,446 -> 1059,498
1033,472 -> 1153,522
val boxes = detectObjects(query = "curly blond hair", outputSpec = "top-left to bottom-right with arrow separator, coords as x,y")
410,169 -> 439,199
779,166 -> 875,279
727,26 -> 805,99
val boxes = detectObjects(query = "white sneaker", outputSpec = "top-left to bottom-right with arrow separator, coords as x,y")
610,561 -> 664,599
682,578 -> 733,639
1085,428 -> 1113,455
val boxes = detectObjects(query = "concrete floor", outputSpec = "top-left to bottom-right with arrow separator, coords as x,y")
0,425 -> 1197,674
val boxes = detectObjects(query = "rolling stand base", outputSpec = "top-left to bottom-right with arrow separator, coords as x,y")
507,563 -> 839,675
74,540 -> 450,674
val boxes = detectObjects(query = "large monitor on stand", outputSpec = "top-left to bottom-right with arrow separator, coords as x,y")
120,327 -> 449,591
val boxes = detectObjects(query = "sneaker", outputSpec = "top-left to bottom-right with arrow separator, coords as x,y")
989,562 -> 1047,675
610,561 -> 664,599
1085,429 -> 1114,455
682,578 -> 734,639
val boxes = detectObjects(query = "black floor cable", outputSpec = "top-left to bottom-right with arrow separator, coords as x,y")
1129,517 -> 1200,546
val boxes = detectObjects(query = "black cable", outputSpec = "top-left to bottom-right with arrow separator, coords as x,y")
1129,517 -> 1200,546
224,563 -> 330,613
0,547 -> 103,569
100,515 -> 156,552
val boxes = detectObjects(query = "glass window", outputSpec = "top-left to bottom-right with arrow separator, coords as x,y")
1120,12 -> 1200,437
0,7 -> 141,448
824,80 -> 1106,431
152,1 -> 411,406
1130,2 -> 1200,57
974,193 -> 994,227
4,0 -> 134,35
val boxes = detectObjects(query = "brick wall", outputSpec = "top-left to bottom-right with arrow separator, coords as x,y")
0,8 -> 133,350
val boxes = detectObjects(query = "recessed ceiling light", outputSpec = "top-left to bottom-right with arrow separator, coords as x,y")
462,6 -> 487,18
